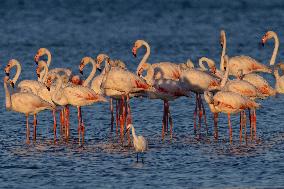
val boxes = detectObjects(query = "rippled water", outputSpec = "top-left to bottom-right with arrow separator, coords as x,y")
1,0 -> 284,188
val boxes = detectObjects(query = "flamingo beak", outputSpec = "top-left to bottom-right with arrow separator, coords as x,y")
34,55 -> 39,64
46,86 -> 50,91
124,127 -> 130,136
80,70 -> 83,75
97,67 -> 102,72
37,73 -> 40,78
5,72 -> 9,76
10,81 -> 15,88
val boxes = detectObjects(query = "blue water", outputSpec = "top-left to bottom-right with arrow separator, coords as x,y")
1,0 -> 284,188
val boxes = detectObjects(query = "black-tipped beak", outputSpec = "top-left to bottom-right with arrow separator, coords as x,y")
37,73 -> 40,78
46,86 -> 50,91
220,43 -> 223,48
124,127 -> 130,136
262,42 -> 265,47
5,72 -> 9,76
133,52 -> 137,57
10,81 -> 14,88
80,70 -> 83,75
97,67 -> 102,73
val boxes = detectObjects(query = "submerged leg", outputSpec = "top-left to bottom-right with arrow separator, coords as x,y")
110,98 -> 114,132
213,113 -> 218,140
26,114 -> 30,144
52,109 -> 57,143
228,113 -> 232,144
136,153 -> 139,163
33,114 -> 37,141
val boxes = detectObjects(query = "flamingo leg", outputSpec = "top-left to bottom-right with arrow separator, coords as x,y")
26,114 -> 30,144
243,111 -> 247,143
77,106 -> 82,145
52,109 -> 57,143
253,109 -> 257,141
110,98 -> 114,132
33,114 -> 37,142
239,111 -> 243,143
213,113 -> 218,140
137,153 -> 139,163
60,109 -> 64,136
168,104 -> 173,139
116,100 -> 119,135
228,113 -> 232,144
65,105 -> 70,141
200,96 -> 208,135
165,101 -> 169,133
80,108 -> 85,145
120,96 -> 125,145
162,100 -> 166,140
126,95 -> 132,147
193,94 -> 198,133
197,94 -> 202,131
248,108 -> 253,141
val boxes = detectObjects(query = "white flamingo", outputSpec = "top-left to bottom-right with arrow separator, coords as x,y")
4,75 -> 54,144
220,30 -> 272,76
125,124 -> 147,163
46,73 -> 107,145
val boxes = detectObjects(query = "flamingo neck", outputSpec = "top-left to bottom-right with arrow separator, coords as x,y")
45,49 -> 52,67
4,79 -> 12,110
269,32 -> 279,66
143,63 -> 154,85
41,61 -> 49,83
274,66 -> 280,80
220,61 -> 229,88
220,34 -> 227,71
136,41 -> 151,75
11,60 -> 22,85
52,74 -> 63,103
199,57 -> 215,71
83,58 -> 97,87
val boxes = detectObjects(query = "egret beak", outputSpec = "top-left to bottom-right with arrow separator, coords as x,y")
124,127 -> 130,136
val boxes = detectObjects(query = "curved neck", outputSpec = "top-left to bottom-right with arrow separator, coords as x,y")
143,63 -> 154,85
269,32 -> 279,66
40,62 -> 49,83
4,79 -> 12,109
131,126 -> 137,141
83,58 -> 97,87
52,74 -> 63,103
199,57 -> 215,71
11,61 -> 22,85
274,66 -> 280,80
220,34 -> 227,71
136,41 -> 151,75
46,49 -> 52,67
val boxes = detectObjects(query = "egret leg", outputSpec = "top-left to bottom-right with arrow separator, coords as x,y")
228,113 -> 232,144
213,113 -> 218,140
52,109 -> 57,143
33,114 -> 37,142
26,114 -> 30,144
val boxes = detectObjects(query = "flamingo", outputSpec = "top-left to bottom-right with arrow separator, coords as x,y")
98,54 -> 151,145
46,73 -> 107,145
3,75 -> 54,144
219,30 -> 272,76
179,64 -> 220,135
34,48 -> 72,82
138,62 -> 189,138
204,90 -> 260,143
132,40 -> 184,81
198,57 -> 224,79
125,124 -> 147,163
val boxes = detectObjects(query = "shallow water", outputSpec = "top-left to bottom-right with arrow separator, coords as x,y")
1,0 -> 284,188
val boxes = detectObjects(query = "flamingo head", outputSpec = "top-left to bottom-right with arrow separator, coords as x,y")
132,40 -> 144,57
79,57 -> 92,75
220,30 -> 226,48
5,59 -> 19,76
262,31 -> 275,46
34,48 -> 48,64
237,69 -> 244,80
96,54 -> 109,65
36,60 -> 46,78
70,75 -> 82,85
